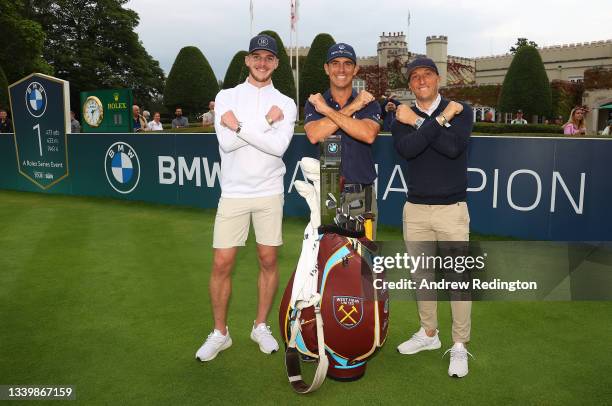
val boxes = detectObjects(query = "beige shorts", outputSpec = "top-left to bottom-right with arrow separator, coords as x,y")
212,194 -> 284,248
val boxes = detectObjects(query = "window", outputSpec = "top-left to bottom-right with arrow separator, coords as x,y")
568,75 -> 583,83
352,78 -> 365,92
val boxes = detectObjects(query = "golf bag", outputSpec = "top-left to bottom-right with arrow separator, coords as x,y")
279,157 -> 389,394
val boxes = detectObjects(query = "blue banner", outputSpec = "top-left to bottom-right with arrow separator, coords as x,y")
0,133 -> 610,241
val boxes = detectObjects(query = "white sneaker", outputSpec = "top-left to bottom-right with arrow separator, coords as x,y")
195,328 -> 232,362
445,342 -> 473,378
250,322 -> 279,354
397,327 -> 441,354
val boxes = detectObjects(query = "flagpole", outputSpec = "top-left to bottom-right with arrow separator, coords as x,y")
406,9 -> 410,53
295,0 -> 299,114
250,0 -> 254,38
289,29 -> 293,69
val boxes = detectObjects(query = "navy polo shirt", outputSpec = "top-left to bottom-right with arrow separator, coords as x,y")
304,89 -> 381,184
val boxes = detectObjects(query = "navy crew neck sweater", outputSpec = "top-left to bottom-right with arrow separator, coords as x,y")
391,97 -> 473,205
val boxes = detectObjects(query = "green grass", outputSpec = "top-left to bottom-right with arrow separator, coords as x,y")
1,190 -> 611,405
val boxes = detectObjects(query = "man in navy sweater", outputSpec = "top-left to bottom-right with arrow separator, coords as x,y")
391,57 -> 474,378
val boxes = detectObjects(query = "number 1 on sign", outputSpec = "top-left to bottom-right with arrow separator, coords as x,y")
33,124 -> 42,156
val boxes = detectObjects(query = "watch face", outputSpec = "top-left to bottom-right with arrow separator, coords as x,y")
83,96 -> 104,127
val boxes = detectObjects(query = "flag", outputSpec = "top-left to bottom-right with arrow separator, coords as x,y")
290,0 -> 299,31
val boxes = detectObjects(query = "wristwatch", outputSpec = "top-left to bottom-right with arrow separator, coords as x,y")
438,113 -> 449,126
266,116 -> 274,126
235,123 -> 242,134
414,117 -> 425,129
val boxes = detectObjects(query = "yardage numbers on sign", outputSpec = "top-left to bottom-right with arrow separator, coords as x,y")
8,73 -> 71,189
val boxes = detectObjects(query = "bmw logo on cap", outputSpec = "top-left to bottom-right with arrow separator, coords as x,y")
328,143 -> 338,153
25,82 -> 47,118
339,44 -> 346,50
258,37 -> 269,46
105,142 -> 141,194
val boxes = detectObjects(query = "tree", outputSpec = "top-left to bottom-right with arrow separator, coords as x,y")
0,65 -> 8,110
499,45 -> 552,119
300,33 -> 335,103
22,0 -> 164,110
510,38 -> 539,54
0,0 -> 52,83
222,50 -> 248,89
258,30 -> 296,102
164,46 -> 219,116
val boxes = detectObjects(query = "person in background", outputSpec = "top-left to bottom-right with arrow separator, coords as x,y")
202,101 -> 215,126
142,110 -> 151,123
132,105 -> 147,132
147,112 -> 164,131
172,107 -> 189,128
380,92 -> 399,120
70,111 -> 81,133
0,108 -> 14,133
601,119 -> 612,136
563,107 -> 587,135
383,100 -> 397,131
484,111 -> 494,123
511,109 -> 527,124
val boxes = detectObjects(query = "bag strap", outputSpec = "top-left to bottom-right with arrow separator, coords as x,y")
285,303 -> 329,394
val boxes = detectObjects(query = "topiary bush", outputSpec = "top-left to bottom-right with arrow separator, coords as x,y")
299,33 -> 335,103
164,46 -> 219,116
0,65 -> 8,110
498,45 -> 552,119
222,50 -> 248,89
258,30 -> 296,102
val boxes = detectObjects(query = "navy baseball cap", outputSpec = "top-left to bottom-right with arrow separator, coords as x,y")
326,43 -> 357,63
405,57 -> 439,79
249,34 -> 278,56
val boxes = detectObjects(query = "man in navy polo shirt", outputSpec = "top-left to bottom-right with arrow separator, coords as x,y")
304,43 -> 382,238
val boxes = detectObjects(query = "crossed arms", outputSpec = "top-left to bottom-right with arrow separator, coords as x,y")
392,101 -> 472,159
214,92 -> 297,157
304,90 -> 380,144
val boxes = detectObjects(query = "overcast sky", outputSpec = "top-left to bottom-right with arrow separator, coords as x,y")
125,0 -> 611,80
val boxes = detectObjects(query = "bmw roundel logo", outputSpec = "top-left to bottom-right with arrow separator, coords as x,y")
25,82 -> 47,118
338,44 -> 346,50
328,143 -> 338,153
258,37 -> 269,46
105,142 -> 141,194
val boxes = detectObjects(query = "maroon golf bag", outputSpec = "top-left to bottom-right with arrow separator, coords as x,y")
279,226 -> 389,393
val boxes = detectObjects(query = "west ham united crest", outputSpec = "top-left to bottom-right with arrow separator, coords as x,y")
333,296 -> 363,329
25,82 -> 47,118
104,142 -> 141,194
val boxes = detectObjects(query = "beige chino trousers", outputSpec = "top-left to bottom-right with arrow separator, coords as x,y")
402,201 -> 472,343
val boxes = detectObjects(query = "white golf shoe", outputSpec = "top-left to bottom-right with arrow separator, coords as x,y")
195,328 -> 232,362
250,322 -> 279,354
445,342 -> 473,378
397,327 -> 442,355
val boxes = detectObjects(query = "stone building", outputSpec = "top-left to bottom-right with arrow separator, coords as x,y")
292,35 -> 612,132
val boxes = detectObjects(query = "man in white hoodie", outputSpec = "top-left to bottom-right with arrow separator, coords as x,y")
195,34 -> 297,362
